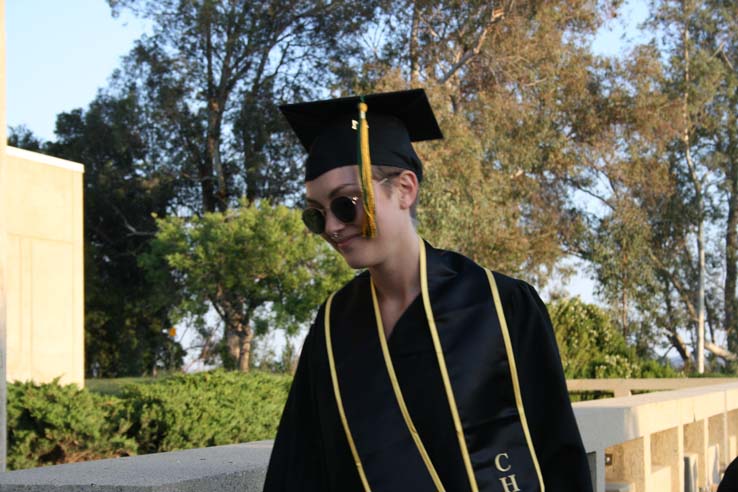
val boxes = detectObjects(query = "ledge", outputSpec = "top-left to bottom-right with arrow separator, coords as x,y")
6,146 -> 85,174
0,441 -> 272,491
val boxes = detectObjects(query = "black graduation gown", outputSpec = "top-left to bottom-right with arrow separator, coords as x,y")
263,242 -> 592,492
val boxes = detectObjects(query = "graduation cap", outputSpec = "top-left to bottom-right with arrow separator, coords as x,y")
280,88 -> 443,237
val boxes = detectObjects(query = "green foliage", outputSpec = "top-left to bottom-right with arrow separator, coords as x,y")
8,125 -> 43,151
8,371 -> 292,470
121,370 -> 291,453
143,199 -> 353,370
7,380 -> 137,470
157,199 -> 352,334
85,376 -> 164,397
549,297 -> 678,379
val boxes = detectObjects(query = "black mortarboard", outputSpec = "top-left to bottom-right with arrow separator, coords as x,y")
279,89 -> 443,183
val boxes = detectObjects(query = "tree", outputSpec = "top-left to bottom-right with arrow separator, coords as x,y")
629,0 -> 737,370
144,199 -> 354,372
330,1 -> 619,286
564,0 -> 738,372
586,201 -> 659,338
109,0 -> 378,213
43,91 -> 184,377
548,297 -> 677,378
693,1 -> 738,359
7,125 -> 43,152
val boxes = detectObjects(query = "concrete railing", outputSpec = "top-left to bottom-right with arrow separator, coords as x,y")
574,380 -> 738,492
568,377 -> 738,398
1,380 -> 737,491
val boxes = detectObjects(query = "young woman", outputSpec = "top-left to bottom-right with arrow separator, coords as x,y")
264,89 -> 593,492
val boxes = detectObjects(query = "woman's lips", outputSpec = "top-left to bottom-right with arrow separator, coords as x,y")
336,235 -> 359,250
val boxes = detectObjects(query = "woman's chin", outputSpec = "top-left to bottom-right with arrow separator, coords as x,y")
331,235 -> 367,268
341,251 -> 369,270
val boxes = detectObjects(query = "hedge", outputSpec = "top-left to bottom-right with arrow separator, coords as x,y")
122,370 -> 292,453
7,370 -> 291,470
8,380 -> 137,470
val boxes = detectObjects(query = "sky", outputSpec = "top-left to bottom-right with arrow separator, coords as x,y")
5,0 -> 650,306
6,0 -> 149,140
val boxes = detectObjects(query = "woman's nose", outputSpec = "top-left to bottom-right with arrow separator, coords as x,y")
323,209 -> 346,237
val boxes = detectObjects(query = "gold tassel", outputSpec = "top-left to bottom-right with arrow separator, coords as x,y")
358,100 -> 377,237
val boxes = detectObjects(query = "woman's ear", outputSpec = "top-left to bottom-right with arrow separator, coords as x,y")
395,171 -> 419,210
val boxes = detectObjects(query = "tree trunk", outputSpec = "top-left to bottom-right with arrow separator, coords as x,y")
726,125 -> 738,354
237,329 -> 253,373
198,159 -> 217,213
207,98 -> 228,212
669,331 -> 692,365
697,218 -> 705,373
705,342 -> 738,362
664,279 -> 692,366
680,4 -> 705,373
226,329 -> 240,368
409,0 -> 420,86
242,92 -> 266,202
200,13 -> 218,214
224,323 -> 253,372
621,280 -> 628,338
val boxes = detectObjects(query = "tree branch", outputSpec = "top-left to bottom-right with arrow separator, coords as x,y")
705,341 -> 737,361
436,6 -> 505,85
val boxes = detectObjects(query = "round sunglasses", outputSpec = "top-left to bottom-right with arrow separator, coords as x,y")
302,195 -> 360,235
302,174 -> 401,235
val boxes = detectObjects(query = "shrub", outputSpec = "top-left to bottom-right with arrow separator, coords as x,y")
7,380 -> 137,470
7,370 -> 292,470
548,297 -> 678,379
121,370 -> 292,453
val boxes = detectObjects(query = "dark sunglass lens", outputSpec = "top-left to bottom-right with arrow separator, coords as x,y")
331,196 -> 357,223
302,208 -> 325,234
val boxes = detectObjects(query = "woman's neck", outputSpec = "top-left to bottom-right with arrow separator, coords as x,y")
368,229 -> 421,305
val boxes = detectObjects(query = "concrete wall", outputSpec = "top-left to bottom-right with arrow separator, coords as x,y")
3,146 -> 84,387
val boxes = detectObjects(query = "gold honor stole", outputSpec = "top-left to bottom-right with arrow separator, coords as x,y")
324,238 -> 544,492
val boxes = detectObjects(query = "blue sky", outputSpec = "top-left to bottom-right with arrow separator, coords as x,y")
7,0 -> 149,140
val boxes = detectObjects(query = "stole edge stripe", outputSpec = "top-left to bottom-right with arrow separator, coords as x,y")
324,292 -> 373,492
419,237 -> 480,492
484,268 -> 546,492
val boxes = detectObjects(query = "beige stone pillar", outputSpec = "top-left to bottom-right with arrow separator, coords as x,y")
650,426 -> 682,492
728,409 -> 738,463
709,413 -> 726,483
606,436 -> 649,492
684,419 -> 709,488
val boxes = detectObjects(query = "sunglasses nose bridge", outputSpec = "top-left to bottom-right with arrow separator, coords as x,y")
323,208 -> 348,236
